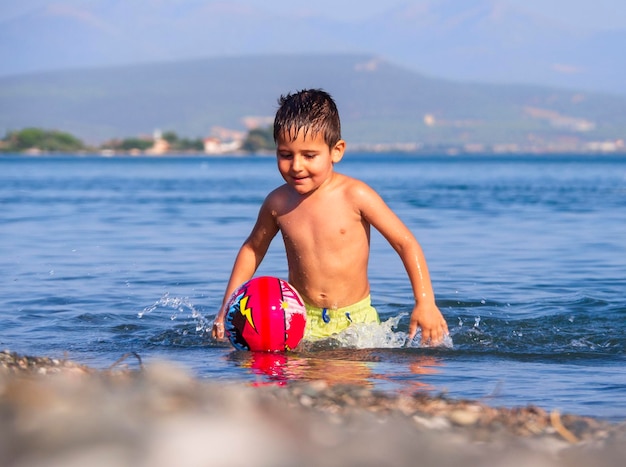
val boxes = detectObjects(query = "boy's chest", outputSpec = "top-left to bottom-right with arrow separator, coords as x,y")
277,200 -> 365,243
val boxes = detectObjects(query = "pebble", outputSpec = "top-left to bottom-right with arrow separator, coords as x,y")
449,409 -> 480,426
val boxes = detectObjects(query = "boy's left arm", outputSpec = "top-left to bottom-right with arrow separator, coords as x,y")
402,243 -> 449,345
358,182 -> 449,345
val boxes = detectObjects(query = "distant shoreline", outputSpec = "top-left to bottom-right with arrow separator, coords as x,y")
2,148 -> 626,158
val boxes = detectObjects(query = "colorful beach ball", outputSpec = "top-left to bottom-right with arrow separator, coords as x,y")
225,276 -> 307,352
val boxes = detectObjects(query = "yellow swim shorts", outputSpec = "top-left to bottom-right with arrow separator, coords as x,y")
304,296 -> 380,340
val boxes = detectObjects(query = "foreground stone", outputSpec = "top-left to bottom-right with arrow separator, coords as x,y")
1,350 -> 624,467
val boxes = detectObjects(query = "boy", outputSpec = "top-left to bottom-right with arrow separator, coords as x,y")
212,89 -> 448,345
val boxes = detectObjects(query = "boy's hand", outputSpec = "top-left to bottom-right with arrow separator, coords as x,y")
211,314 -> 226,340
409,303 -> 449,346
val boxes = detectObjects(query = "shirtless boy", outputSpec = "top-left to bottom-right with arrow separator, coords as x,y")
212,89 -> 448,345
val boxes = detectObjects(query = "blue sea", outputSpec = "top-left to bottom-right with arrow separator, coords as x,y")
1,154 -> 625,421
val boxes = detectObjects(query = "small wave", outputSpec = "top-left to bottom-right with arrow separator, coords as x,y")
447,306 -> 625,359
147,326 -> 213,348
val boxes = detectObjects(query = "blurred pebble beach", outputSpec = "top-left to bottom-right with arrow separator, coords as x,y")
1,350 -> 625,467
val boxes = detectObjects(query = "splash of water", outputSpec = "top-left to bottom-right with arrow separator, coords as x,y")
138,293 -> 209,332
309,314 -> 453,350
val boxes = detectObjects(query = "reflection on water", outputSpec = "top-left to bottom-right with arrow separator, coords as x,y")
228,349 -> 443,392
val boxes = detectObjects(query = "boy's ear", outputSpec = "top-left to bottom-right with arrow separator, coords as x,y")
331,140 -> 346,163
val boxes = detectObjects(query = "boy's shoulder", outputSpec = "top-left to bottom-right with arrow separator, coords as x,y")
266,182 -> 291,198
263,183 -> 293,209
335,173 -> 377,197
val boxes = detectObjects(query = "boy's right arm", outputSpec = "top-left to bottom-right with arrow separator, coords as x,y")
212,199 -> 279,339
212,243 -> 263,339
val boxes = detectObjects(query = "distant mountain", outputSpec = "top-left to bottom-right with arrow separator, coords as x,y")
0,0 -> 624,96
1,54 -> 624,147
357,0 -> 626,96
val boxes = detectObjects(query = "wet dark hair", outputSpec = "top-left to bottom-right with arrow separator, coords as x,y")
273,89 -> 341,148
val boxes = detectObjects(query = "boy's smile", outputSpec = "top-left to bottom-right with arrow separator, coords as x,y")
276,129 -> 345,195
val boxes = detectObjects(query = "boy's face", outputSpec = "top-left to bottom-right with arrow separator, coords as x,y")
275,128 -> 345,195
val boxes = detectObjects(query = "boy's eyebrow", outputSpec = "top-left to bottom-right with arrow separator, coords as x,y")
276,147 -> 320,153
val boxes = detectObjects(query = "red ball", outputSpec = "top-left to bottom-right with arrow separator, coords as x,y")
225,276 -> 307,352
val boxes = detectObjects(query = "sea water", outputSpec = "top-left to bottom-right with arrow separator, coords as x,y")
1,154 -> 624,421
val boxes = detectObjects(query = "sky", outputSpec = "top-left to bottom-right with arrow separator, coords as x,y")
2,0 -> 626,31
255,0 -> 626,30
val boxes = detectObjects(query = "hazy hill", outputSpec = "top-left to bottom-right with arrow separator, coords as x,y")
0,0 -> 624,96
1,54 -> 625,147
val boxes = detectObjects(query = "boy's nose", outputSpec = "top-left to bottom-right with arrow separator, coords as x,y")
291,156 -> 303,171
